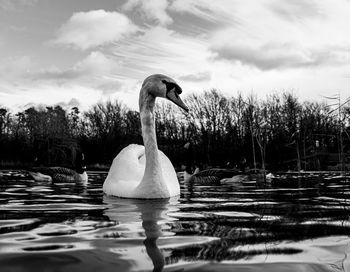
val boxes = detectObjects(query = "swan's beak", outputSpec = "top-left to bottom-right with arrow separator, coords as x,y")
167,88 -> 189,112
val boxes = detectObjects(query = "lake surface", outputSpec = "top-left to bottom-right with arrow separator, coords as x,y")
1,170 -> 350,272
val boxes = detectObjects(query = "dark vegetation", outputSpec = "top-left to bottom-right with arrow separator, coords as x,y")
0,90 -> 349,171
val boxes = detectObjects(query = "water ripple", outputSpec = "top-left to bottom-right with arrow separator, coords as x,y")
1,170 -> 350,272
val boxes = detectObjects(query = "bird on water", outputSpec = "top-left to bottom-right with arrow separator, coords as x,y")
103,74 -> 189,199
27,152 -> 88,183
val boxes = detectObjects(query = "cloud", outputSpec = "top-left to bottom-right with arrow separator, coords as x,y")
110,26 -> 211,81
269,0 -> 323,21
0,0 -> 37,10
56,98 -> 81,110
9,25 -> 27,32
37,51 -> 119,80
22,98 -> 81,112
122,0 -> 172,26
202,0 -> 350,70
0,55 -> 34,81
0,82 -> 103,112
3,0 -> 350,112
0,54 -> 108,111
211,41 -> 350,70
33,51 -> 123,94
170,0 -> 233,25
0,51 -> 123,97
74,51 -> 119,75
211,42 -> 306,70
53,9 -> 138,50
179,71 -> 211,82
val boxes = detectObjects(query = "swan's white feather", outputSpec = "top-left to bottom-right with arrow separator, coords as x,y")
103,144 -> 179,198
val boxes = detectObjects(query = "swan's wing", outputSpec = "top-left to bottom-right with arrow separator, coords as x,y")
103,144 -> 145,197
103,145 -> 180,197
158,150 -> 180,196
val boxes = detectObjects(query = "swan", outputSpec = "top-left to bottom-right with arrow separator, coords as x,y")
27,153 -> 88,183
103,74 -> 189,199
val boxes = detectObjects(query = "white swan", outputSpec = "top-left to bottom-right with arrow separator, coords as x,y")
103,74 -> 189,199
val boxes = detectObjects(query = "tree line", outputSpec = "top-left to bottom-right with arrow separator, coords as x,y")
0,90 -> 349,171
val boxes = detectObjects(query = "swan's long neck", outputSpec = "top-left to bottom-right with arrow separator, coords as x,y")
137,92 -> 169,197
140,96 -> 161,179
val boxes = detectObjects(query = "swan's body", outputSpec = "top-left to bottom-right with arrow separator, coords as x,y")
103,144 -> 179,198
103,74 -> 188,199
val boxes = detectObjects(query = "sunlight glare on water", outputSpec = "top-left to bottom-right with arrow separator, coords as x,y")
1,170 -> 350,271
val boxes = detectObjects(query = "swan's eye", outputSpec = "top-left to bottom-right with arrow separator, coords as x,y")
162,80 -> 182,95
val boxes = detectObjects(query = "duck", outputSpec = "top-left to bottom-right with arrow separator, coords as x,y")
103,74 -> 189,199
27,152 -> 88,183
184,167 -> 242,184
182,142 -> 242,184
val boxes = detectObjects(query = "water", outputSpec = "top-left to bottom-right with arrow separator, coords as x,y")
1,170 -> 350,271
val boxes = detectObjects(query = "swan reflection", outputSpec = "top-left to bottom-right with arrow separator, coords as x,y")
103,196 -> 179,272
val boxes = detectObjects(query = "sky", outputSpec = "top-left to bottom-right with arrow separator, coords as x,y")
1,0 -> 350,111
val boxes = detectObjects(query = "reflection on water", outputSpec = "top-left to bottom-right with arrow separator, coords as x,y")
103,197 -> 178,272
1,170 -> 350,271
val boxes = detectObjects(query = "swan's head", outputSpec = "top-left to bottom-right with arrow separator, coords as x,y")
141,74 -> 189,112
